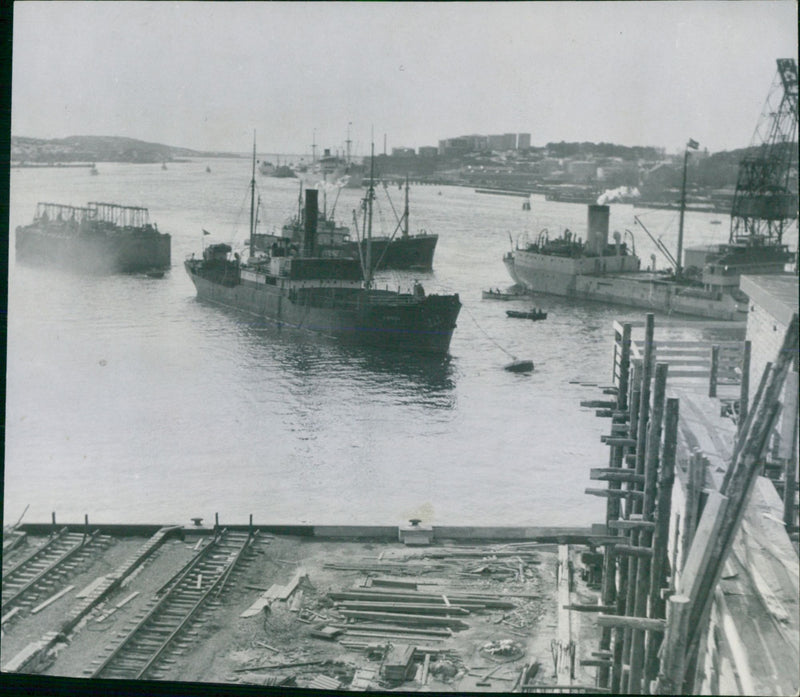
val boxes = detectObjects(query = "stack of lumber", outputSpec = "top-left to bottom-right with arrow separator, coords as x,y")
328,586 -> 517,639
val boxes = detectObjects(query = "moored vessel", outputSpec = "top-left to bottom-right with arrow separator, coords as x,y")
259,177 -> 438,271
15,201 -> 171,273
503,204 -> 751,320
506,308 -> 548,320
185,141 -> 460,356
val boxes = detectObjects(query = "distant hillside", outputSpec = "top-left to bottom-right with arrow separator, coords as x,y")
11,135 -> 242,164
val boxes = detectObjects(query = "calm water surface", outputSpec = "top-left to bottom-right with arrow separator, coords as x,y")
4,159 -> 749,526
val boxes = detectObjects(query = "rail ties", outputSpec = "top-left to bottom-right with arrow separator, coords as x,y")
89,530 -> 252,681
1,530 -> 111,612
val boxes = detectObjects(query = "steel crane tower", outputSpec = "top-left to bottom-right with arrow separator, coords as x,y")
729,58 -> 798,247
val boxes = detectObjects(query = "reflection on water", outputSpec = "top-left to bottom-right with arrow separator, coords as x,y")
5,159 -> 755,527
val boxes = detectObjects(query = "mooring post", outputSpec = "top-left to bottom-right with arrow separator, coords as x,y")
709,345 -> 720,398
51,511 -> 56,526
654,594 -> 691,694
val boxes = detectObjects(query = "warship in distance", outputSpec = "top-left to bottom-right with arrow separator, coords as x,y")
15,202 -> 171,273
185,144 -> 461,355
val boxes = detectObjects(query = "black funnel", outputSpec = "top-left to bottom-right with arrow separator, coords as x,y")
304,189 -> 318,256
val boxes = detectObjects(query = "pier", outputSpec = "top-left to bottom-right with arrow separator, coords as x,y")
581,303 -> 798,694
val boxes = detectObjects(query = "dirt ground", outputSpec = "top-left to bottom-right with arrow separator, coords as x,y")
2,529 -> 604,692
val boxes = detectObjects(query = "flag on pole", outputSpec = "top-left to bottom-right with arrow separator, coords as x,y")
202,229 -> 211,236
687,138 -> 699,150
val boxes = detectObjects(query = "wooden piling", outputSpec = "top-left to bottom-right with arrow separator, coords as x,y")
781,370 -> 799,528
683,314 -> 799,693
738,341 -> 751,433
627,362 -> 668,694
621,316 -> 655,693
645,397 -> 679,684
617,323 -> 632,413
708,345 -> 720,398
682,451 -> 705,565
653,595 -> 690,694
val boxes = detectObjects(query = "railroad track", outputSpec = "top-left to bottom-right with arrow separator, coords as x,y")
88,529 -> 254,681
2,528 -> 111,612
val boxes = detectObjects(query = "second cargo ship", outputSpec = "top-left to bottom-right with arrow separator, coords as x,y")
186,148 -> 460,356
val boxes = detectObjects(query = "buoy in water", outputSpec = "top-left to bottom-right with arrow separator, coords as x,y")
505,359 -> 534,373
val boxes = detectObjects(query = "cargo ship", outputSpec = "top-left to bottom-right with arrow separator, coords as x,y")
186,145 -> 460,355
256,178 -> 438,271
15,202 -> 171,273
503,204 -> 755,321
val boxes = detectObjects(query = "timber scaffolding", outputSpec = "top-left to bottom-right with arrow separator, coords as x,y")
581,312 -> 799,694
34,202 -> 151,228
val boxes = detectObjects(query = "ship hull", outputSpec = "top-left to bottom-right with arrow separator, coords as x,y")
346,234 -> 438,271
15,226 -> 171,273
185,261 -> 460,355
504,250 -> 746,321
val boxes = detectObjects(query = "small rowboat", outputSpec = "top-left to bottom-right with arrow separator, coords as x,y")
506,309 -> 547,321
482,288 -> 526,301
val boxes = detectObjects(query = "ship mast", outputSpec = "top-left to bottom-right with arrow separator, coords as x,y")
403,174 -> 410,238
365,142 -> 376,287
249,132 -> 256,258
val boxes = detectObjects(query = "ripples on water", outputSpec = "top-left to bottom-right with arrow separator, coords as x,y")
5,160 -> 755,526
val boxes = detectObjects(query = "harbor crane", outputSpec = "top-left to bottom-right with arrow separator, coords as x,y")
729,58 -> 798,248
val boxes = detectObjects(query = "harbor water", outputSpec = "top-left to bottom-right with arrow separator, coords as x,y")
4,159 -> 750,527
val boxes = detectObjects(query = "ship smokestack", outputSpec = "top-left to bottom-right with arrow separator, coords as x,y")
587,204 -> 610,255
304,189 -> 318,256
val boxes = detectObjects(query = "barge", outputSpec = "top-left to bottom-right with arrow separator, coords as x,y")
15,202 -> 171,274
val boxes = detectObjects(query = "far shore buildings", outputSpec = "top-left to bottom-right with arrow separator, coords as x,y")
438,133 -> 531,156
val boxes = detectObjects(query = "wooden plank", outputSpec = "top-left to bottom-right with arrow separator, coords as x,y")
581,658 -> 613,667
604,437 -> 637,448
338,610 -> 468,629
563,604 -> 616,613
337,601 -> 471,615
115,591 -> 139,609
612,545 -> 654,558
590,468 -> 645,484
596,614 -> 666,632
76,575 -> 108,599
371,577 -> 418,590
31,585 -> 75,614
421,653 -> 431,685
678,491 -> 729,602
333,623 -> 450,636
586,488 -> 644,501
276,568 -> 307,600
607,519 -> 655,531
1,607 -> 21,625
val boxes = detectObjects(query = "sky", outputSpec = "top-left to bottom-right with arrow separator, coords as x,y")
10,1 -> 799,156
